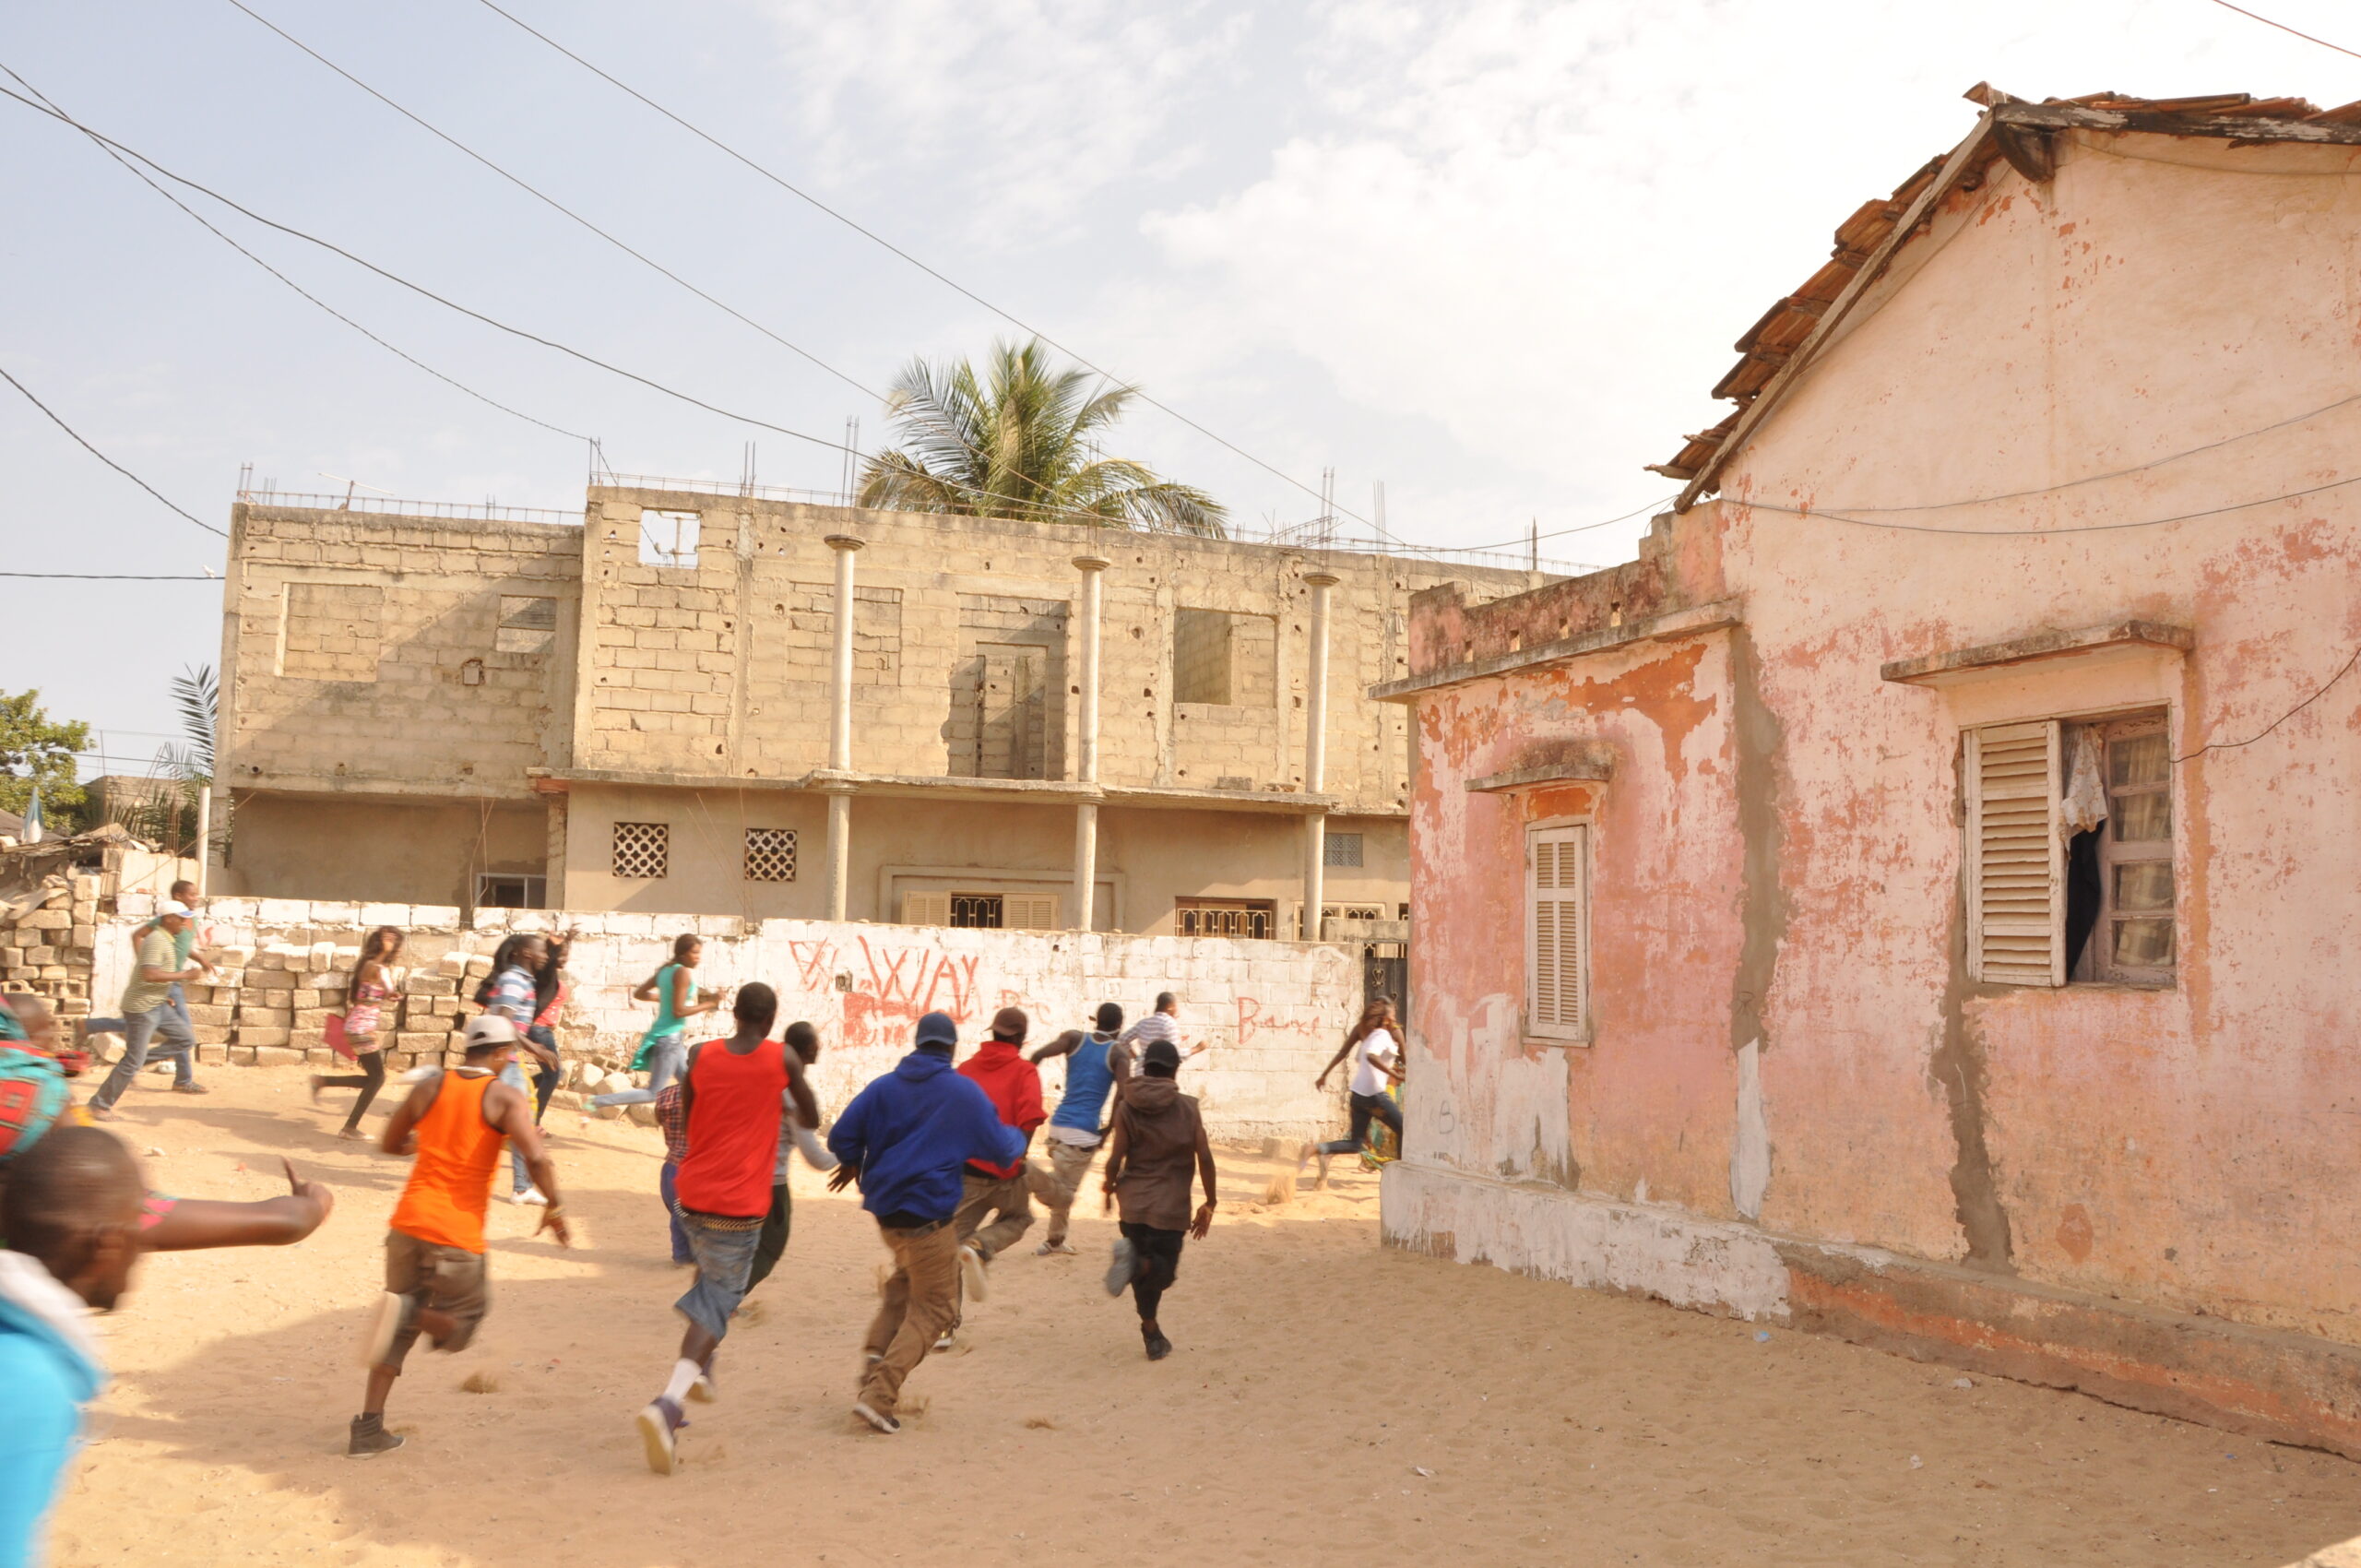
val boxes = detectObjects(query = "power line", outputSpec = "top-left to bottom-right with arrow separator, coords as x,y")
0,572 -> 215,580
0,362 -> 226,539
1451,493 -> 1677,553
2175,644 -> 2361,763
1734,469 -> 2361,535
0,64 -> 588,445
0,76 -> 1240,538
2203,0 -> 2361,62
468,0 -> 1386,531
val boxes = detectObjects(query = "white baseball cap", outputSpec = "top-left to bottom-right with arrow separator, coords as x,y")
463,1015 -> 520,1049
157,900 -> 192,918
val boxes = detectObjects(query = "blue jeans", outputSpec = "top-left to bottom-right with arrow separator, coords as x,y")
591,1034 -> 684,1108
674,1211 -> 763,1340
89,1004 -> 196,1111
658,1161 -> 692,1264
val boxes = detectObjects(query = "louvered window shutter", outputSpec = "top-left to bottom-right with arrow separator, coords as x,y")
1526,824 -> 1590,1041
1966,719 -> 2065,986
1005,894 -> 1062,931
900,890 -> 951,927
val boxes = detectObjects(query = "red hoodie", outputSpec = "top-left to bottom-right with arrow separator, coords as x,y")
957,1037 -> 1045,1180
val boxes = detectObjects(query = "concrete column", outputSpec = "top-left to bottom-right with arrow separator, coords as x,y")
824,534 -> 864,921
1302,570 -> 1339,940
1072,553 -> 1109,930
194,784 -> 212,897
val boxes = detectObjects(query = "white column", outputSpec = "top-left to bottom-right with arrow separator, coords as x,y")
1302,570 -> 1339,940
824,534 -> 864,921
1072,554 -> 1109,930
194,783 -> 213,897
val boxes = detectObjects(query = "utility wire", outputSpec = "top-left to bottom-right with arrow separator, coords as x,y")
0,572 -> 215,580
0,363 -> 227,538
1732,469 -> 2361,535
468,0 -> 1386,531
0,64 -> 587,445
2203,0 -> 2361,62
2175,644 -> 2361,762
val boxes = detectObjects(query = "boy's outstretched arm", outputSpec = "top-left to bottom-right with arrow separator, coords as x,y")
143,1159 -> 334,1251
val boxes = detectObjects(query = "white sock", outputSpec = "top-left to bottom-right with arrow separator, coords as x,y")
661,1358 -> 701,1405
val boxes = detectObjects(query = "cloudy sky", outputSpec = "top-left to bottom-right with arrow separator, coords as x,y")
5,0 -> 2357,769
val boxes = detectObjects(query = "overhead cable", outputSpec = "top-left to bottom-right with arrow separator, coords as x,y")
468,0 -> 1388,531
0,571 -> 215,579
1732,469 -> 2361,535
2203,0 -> 2361,62
0,362 -> 227,538
0,64 -> 587,445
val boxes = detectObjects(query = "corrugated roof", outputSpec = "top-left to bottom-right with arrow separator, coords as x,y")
1655,87 -> 2361,500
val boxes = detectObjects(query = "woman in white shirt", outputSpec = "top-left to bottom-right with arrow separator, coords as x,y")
1303,1000 -> 1406,1181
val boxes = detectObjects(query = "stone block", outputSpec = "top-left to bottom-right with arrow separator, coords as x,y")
192,1025 -> 233,1045
291,1031 -> 327,1052
397,1031 -> 445,1052
234,1026 -> 291,1048
305,1046 -> 337,1065
231,1046 -> 258,1065
24,947 -> 55,968
186,1004 -> 234,1028
255,898 -> 312,925
196,1044 -> 228,1066
293,1009 -> 335,1030
359,903 -> 409,929
70,925 -> 96,948
255,1046 -> 305,1066
404,973 -> 457,996
54,997 -> 89,1018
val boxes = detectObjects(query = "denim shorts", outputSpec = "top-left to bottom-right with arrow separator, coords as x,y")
675,1209 -> 764,1340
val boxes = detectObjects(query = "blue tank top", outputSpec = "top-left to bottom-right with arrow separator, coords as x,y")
1050,1033 -> 1118,1132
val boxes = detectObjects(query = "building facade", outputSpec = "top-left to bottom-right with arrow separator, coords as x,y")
212,484 -> 1546,935
1379,92 -> 2361,1455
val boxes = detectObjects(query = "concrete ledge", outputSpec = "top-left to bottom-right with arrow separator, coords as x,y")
1371,600 -> 1741,702
1382,1160 -> 2361,1459
1880,619 -> 2192,686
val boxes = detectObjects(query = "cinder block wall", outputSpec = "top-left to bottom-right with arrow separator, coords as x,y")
97,896 -> 1366,1142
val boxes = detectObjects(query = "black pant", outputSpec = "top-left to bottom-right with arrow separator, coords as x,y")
320,1052 -> 387,1131
1319,1091 -> 1403,1158
1121,1221 -> 1185,1324
746,1182 -> 791,1291
526,1026 -> 561,1122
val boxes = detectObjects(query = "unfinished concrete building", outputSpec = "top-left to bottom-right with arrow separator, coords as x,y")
211,483 -> 1549,936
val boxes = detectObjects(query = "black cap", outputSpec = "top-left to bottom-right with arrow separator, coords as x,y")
1141,1039 -> 1181,1073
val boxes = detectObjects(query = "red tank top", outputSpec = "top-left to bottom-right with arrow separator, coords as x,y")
388,1070 -> 505,1253
676,1037 -> 789,1218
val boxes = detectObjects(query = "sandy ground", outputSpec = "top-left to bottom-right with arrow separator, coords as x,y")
39,1065 -> 2361,1568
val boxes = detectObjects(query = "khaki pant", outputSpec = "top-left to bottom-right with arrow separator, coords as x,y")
860,1220 -> 962,1417
952,1170 -> 1035,1261
1026,1139 -> 1099,1244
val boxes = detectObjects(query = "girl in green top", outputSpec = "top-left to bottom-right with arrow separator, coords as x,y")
592,935 -> 720,1110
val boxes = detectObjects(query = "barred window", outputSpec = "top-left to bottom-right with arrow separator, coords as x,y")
742,827 -> 797,882
1323,831 -> 1365,867
612,821 -> 669,879
1176,897 -> 1275,939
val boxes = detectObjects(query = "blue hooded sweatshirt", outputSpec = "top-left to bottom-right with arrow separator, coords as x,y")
0,1252 -> 105,1568
828,1049 -> 1026,1223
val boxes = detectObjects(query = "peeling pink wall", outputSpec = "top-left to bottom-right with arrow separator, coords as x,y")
1403,129 -> 2361,1352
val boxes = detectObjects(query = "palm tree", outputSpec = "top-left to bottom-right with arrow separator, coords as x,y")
858,339 -> 1228,536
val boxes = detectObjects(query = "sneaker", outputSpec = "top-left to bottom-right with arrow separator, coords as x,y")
1035,1238 -> 1077,1256
932,1330 -> 957,1351
86,1105 -> 116,1123
1104,1237 -> 1135,1298
1145,1329 -> 1173,1361
688,1359 -> 717,1405
346,1414 -> 406,1459
358,1291 -> 414,1369
853,1401 -> 901,1434
337,1126 -> 368,1142
636,1396 -> 686,1475
171,1082 -> 209,1096
513,1186 -> 550,1206
957,1241 -> 988,1303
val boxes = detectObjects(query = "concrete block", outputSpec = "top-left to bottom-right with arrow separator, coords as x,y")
359,903 -> 409,929
192,1026 -> 232,1046
255,1046 -> 305,1067
291,1030 -> 327,1051
293,1009 -> 336,1029
255,898 -> 312,925
234,1026 -> 291,1048
119,893 -> 157,918
196,1044 -> 228,1066
185,1004 -> 234,1028
397,1031 -> 445,1052
18,910 -> 69,932
231,1046 -> 258,1065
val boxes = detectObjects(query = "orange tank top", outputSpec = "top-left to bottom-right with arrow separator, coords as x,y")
388,1070 -> 506,1253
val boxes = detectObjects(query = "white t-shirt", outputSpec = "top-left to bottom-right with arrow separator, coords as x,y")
1349,1028 -> 1400,1098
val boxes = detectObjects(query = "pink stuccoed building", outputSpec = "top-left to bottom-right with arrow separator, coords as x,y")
1377,87 -> 2361,1455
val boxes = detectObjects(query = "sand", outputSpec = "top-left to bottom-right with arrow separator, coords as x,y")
42,1065 -> 2361,1567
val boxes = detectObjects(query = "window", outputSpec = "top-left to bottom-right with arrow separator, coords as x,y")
1965,710 -> 2175,987
1171,609 -> 1276,706
1525,824 -> 1590,1041
611,821 -> 669,879
475,873 -> 545,909
1323,831 -> 1365,868
742,827 -> 797,882
496,595 -> 558,655
1176,897 -> 1275,939
951,894 -> 1003,928
639,508 -> 699,568
899,889 -> 1058,928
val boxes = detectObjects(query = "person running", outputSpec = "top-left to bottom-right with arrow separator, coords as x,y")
476,933 -> 557,1206
350,1016 -> 568,1459
1026,1003 -> 1124,1255
84,879 -> 214,1076
595,934 -> 719,1115
523,930 -> 577,1129
652,1081 -> 694,1267
1100,1039 -> 1217,1361
1111,992 -> 1204,1082
634,983 -> 817,1474
1303,999 -> 1406,1183
85,902 -> 208,1119
748,1021 -> 834,1295
311,925 -> 404,1140
825,1010 -> 1025,1435
948,1007 -> 1044,1325
0,1125 -> 146,1568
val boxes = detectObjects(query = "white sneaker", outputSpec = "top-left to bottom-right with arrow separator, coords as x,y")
1035,1238 -> 1077,1256
514,1186 -> 549,1206
957,1241 -> 988,1303
1104,1237 -> 1136,1298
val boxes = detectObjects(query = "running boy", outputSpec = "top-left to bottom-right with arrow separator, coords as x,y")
1026,1003 -> 1124,1254
951,1007 -> 1045,1305
1101,1039 -> 1216,1361
350,1016 -> 567,1458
